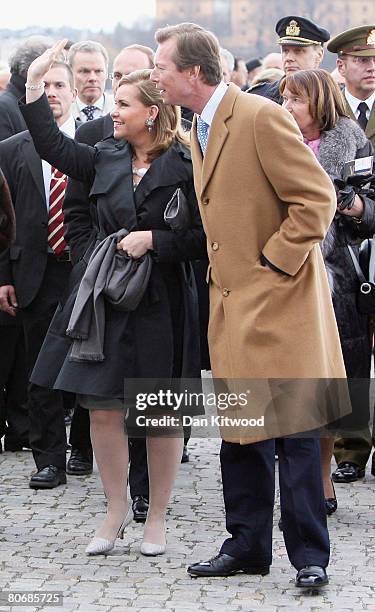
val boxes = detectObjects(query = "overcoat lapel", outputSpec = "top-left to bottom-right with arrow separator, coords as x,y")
134,141 -> 191,206
21,136 -> 46,205
193,83 -> 237,196
90,139 -> 138,231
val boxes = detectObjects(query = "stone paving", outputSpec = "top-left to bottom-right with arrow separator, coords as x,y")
0,435 -> 374,612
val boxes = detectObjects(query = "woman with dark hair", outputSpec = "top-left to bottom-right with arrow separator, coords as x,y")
280,68 -> 375,515
21,40 -> 206,557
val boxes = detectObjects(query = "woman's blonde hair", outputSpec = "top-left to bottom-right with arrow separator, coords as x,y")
117,68 -> 189,161
279,69 -> 349,132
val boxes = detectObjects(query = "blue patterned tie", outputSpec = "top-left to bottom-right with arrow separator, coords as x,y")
197,116 -> 209,155
82,105 -> 97,121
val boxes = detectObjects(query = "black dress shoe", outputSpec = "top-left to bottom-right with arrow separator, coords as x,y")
66,448 -> 93,475
29,465 -> 67,489
332,462 -> 365,483
295,566 -> 328,589
132,495 -> 149,522
181,445 -> 189,463
187,553 -> 270,577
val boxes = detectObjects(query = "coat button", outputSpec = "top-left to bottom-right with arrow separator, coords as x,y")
212,241 -> 219,251
202,196 -> 210,205
222,288 -> 230,297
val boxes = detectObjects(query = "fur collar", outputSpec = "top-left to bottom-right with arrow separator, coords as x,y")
317,116 -> 368,178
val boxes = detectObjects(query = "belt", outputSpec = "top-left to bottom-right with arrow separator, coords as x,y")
47,251 -> 71,262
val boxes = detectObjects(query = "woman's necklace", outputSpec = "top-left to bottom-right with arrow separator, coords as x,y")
132,154 -> 149,178
132,166 -> 149,178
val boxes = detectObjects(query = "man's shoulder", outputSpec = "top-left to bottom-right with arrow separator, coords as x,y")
247,79 -> 283,104
0,89 -> 16,107
0,129 -> 31,151
75,114 -> 113,145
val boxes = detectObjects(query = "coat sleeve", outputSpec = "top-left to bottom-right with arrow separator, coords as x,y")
254,102 -> 337,276
151,178 -> 207,262
63,123 -> 99,265
19,94 -> 96,184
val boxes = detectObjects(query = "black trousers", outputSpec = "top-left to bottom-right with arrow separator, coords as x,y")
0,322 -> 28,445
220,437 -> 329,571
23,258 -> 71,471
70,403 -> 149,498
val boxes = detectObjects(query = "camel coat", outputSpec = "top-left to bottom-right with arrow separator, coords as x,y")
191,84 -> 349,442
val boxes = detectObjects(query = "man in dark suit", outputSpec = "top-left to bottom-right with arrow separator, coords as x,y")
0,61 -> 76,488
328,25 -> 375,482
64,44 -> 155,520
0,37 -> 50,455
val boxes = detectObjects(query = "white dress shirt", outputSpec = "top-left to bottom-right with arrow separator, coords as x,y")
344,88 -> 375,121
199,81 -> 228,133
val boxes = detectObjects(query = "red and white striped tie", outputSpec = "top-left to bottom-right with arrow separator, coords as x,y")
48,167 -> 67,255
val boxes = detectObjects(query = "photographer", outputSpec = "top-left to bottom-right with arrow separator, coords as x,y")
281,69 -> 375,514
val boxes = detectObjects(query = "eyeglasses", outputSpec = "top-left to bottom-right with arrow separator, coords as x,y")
109,72 -> 124,81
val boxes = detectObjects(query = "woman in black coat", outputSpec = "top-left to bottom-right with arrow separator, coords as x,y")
23,42 -> 206,557
281,69 -> 375,514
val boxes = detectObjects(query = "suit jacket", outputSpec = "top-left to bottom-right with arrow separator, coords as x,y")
70,92 -> 114,124
0,75 -> 27,141
191,83 -> 348,441
0,131 -> 51,307
344,95 -> 375,148
0,121 -> 77,308
0,168 -> 15,252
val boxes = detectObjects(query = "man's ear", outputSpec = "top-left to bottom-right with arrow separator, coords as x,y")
337,58 -> 345,77
316,46 -> 324,66
189,65 -> 201,81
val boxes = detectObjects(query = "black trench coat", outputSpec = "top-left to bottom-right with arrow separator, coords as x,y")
22,95 -> 206,398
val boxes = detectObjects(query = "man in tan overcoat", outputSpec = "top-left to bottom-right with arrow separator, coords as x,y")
152,23 -> 347,589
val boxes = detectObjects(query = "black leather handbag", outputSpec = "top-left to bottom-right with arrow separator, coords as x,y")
347,239 -> 375,314
164,187 -> 191,230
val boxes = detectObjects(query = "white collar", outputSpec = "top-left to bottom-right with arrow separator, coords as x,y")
76,94 -> 105,111
199,81 -> 228,127
58,115 -> 75,138
344,88 -> 375,115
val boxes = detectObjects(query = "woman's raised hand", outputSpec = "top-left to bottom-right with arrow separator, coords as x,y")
27,39 -> 68,85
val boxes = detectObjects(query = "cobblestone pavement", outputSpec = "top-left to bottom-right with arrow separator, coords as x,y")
0,436 -> 374,612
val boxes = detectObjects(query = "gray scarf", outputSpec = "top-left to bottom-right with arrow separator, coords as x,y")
66,228 -> 152,362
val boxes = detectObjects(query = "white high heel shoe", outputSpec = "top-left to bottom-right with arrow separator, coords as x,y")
85,508 -> 132,556
140,520 -> 166,556
140,541 -> 166,556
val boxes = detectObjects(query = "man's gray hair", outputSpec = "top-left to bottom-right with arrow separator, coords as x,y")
68,40 -> 109,70
9,36 -> 52,78
220,48 -> 235,73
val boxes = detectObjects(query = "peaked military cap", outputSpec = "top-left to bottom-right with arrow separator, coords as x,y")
328,25 -> 375,57
276,16 -> 330,47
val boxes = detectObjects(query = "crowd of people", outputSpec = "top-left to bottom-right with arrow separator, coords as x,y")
0,13 -> 374,591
